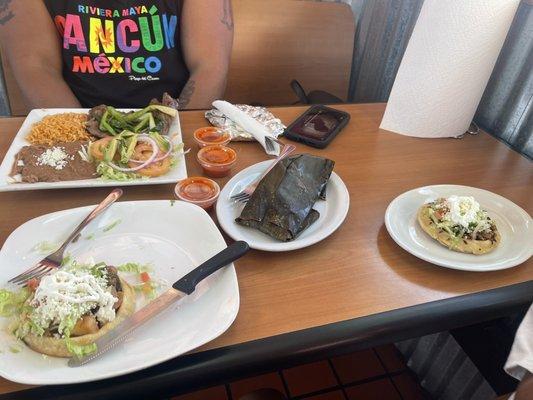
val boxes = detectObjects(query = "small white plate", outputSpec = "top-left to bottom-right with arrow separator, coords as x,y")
0,108 -> 187,192
385,185 -> 533,271
0,200 -> 239,385
217,160 -> 349,251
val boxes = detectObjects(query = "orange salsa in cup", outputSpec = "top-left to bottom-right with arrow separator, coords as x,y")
174,177 -> 220,209
197,145 -> 237,178
193,127 -> 231,147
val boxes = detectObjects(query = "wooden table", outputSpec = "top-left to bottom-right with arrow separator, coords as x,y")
0,104 -> 531,399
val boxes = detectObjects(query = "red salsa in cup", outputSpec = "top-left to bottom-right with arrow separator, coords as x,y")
193,127 -> 231,147
174,177 -> 220,209
197,145 -> 237,178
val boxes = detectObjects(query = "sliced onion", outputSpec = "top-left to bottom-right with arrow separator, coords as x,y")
152,136 -> 173,162
106,135 -> 158,172
129,135 -> 173,164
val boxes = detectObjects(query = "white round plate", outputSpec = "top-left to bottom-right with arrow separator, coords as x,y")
216,160 -> 349,251
0,200 -> 239,385
385,185 -> 532,271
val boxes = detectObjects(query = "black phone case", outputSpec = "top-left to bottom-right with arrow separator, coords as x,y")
283,105 -> 350,149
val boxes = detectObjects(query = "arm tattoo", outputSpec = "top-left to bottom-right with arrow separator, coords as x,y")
0,0 -> 14,25
178,80 -> 196,109
220,0 -> 234,30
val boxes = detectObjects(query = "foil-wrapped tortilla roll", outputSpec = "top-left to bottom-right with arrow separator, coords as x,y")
205,104 -> 286,141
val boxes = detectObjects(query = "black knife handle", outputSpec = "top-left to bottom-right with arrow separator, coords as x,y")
172,241 -> 250,294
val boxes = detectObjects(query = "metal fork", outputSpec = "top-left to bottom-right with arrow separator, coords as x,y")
231,142 -> 296,204
8,188 -> 123,286
264,135 -> 284,154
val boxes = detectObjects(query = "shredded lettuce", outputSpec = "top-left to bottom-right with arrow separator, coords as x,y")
103,219 -> 121,232
32,241 -> 59,255
30,319 -> 45,336
133,281 -> 159,300
9,345 -> 21,354
96,162 -> 145,181
428,208 -> 461,239
65,338 -> 97,359
0,288 -> 31,317
169,157 -> 178,169
15,318 -> 45,339
89,262 -> 108,279
63,259 -> 104,276
149,132 -> 170,152
13,322 -> 28,339
59,313 -> 79,338
173,142 -> 184,153
60,254 -> 73,267
62,306 -> 98,358
117,262 -> 152,274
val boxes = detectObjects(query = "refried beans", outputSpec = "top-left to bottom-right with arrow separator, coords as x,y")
11,141 -> 96,183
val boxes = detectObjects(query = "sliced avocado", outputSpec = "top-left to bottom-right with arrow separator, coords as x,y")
149,132 -> 170,152
133,115 -> 150,132
149,105 -> 178,117
99,109 -> 109,131
123,107 -> 150,122
148,113 -> 156,130
103,138 -> 118,162
118,130 -> 136,139
122,135 -> 138,163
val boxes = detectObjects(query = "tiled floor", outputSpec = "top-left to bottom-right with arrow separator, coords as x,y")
172,344 -> 430,400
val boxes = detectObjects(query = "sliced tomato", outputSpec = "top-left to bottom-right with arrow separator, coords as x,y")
435,210 -> 445,220
27,278 -> 39,291
140,271 -> 151,283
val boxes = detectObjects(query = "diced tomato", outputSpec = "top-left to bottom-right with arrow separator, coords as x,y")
27,278 -> 39,291
140,272 -> 151,283
141,282 -> 152,296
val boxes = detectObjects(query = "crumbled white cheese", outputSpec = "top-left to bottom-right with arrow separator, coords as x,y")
444,196 -> 481,229
7,174 -> 22,183
36,147 -> 73,170
17,160 -> 24,167
31,269 -> 117,334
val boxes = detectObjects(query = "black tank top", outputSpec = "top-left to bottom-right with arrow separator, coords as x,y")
44,0 -> 189,107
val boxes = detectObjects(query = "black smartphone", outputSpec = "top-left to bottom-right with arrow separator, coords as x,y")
283,105 -> 350,149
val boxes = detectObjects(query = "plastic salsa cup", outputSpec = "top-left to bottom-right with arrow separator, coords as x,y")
196,145 -> 237,178
193,127 -> 231,148
174,177 -> 220,209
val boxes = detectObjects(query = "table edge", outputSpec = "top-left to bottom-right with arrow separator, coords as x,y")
5,280 -> 532,400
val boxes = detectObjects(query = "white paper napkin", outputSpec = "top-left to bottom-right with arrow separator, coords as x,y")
212,100 -> 281,155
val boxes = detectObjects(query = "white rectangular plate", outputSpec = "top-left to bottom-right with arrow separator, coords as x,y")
0,108 -> 187,192
0,200 -> 239,385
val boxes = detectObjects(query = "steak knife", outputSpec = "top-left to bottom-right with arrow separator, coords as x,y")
68,240 -> 250,367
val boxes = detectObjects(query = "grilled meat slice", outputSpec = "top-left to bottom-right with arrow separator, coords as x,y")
85,105 -> 108,138
149,92 -> 179,135
106,266 -> 122,292
106,265 -> 124,309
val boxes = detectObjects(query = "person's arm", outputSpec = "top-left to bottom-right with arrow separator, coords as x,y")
504,304 -> 533,400
516,373 -> 533,400
179,0 -> 234,109
0,0 -> 80,109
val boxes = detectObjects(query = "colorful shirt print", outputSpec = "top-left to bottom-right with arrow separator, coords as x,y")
44,1 -> 188,107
